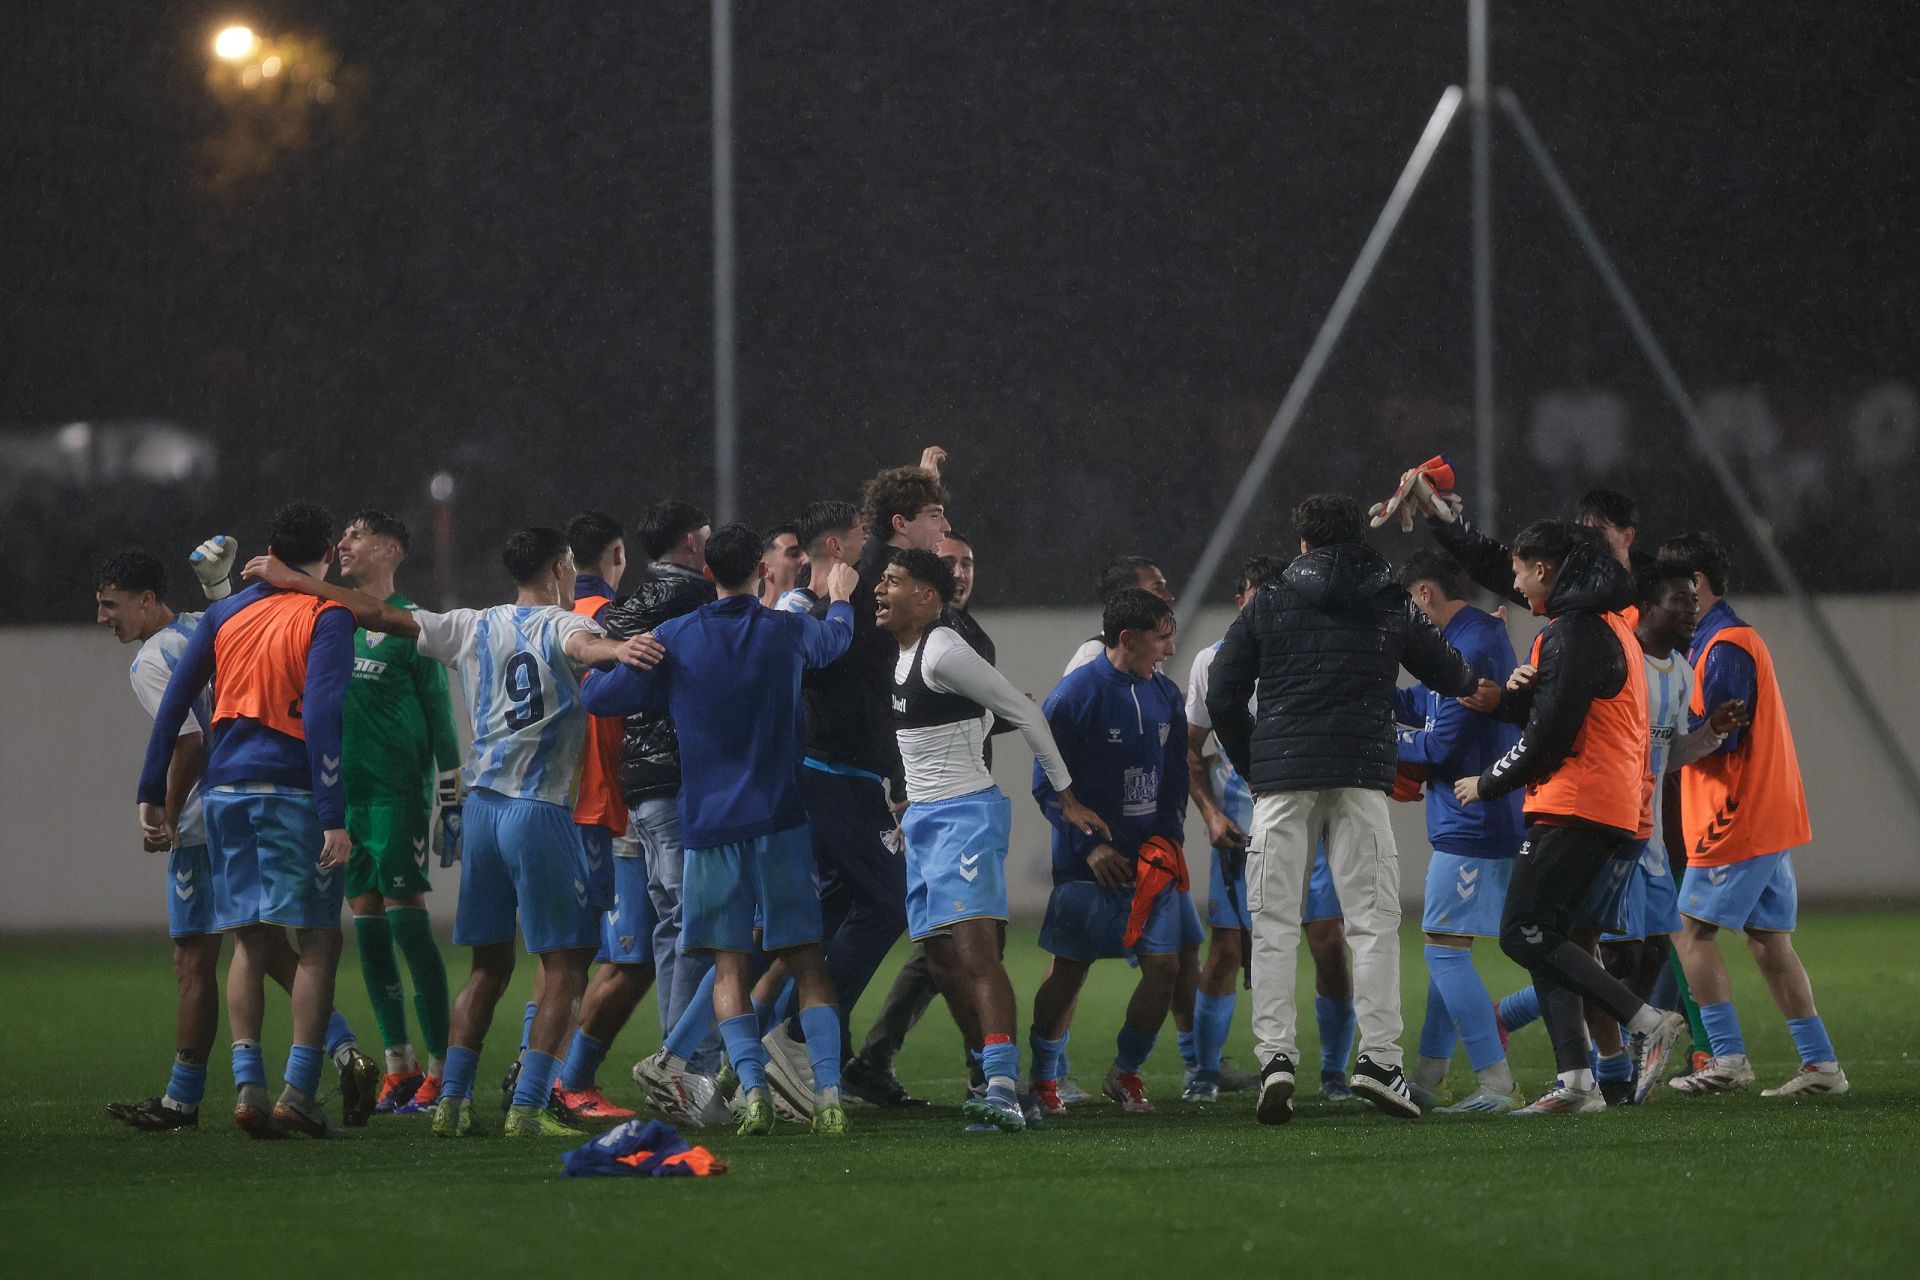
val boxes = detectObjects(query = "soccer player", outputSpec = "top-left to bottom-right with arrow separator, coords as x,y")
1028,587 -> 1190,1116
137,503 -> 359,1138
758,524 -> 807,609
1063,556 -> 1173,675
581,523 -> 862,1136
1451,520 -> 1688,1116
1185,554 -> 1357,1104
332,510 -> 462,1117
247,527 -> 662,1137
1390,549 -> 1527,1114
1658,532 -> 1845,1097
876,547 -> 1109,1130
770,499 -> 866,615
552,510 -> 651,1119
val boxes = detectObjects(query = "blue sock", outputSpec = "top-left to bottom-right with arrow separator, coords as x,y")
1497,986 -> 1542,1032
559,1031 -> 608,1090
323,1010 -> 355,1059
284,1044 -> 324,1097
1177,1028 -> 1198,1072
1316,994 -> 1356,1077
1596,1050 -> 1632,1083
798,1004 -> 843,1093
981,1036 -> 1019,1084
1701,1001 -> 1746,1057
519,1002 -> 537,1054
1427,945 -> 1504,1071
1029,1028 -> 1067,1081
441,1045 -> 480,1100
1114,1024 -> 1157,1074
231,1040 -> 266,1089
719,1014 -> 768,1093
1417,975 -> 1459,1061
166,1060 -> 208,1109
1194,991 -> 1235,1074
513,1050 -> 561,1108
667,968 -> 720,1061
751,997 -> 776,1038
1786,1015 -> 1837,1066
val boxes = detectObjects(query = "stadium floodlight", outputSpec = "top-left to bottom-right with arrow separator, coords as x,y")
213,25 -> 258,62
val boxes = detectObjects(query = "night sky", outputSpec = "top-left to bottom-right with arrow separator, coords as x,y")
6,2 -> 1918,616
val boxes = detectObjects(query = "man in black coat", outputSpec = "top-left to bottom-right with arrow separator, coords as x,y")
1209,493 -> 1486,1126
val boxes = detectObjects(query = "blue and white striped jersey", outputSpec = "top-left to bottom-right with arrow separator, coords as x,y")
414,605 -> 600,808
1187,641 -> 1254,831
130,612 -> 212,846
1641,649 -> 1694,872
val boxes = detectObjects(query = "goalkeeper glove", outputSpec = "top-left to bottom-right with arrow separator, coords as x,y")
432,771 -> 463,866
189,535 -> 238,600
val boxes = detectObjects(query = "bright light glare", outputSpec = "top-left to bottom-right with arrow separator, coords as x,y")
430,471 -> 456,502
213,26 -> 257,61
261,55 -> 283,77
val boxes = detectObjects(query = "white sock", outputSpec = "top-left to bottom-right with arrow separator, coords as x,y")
384,1046 -> 413,1074
1411,1056 -> 1450,1089
427,1054 -> 445,1078
815,1085 -> 841,1108
160,1095 -> 196,1114
987,1074 -> 1017,1093
330,1042 -> 357,1069
1625,1005 -> 1665,1036
1476,1059 -> 1515,1094
1558,1067 -> 1596,1092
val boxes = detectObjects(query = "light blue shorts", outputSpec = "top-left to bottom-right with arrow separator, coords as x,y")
1421,850 -> 1514,938
1602,841 -> 1684,941
1577,854 -> 1637,934
205,786 -> 341,930
454,789 -> 599,954
167,842 -> 217,938
903,788 -> 1011,942
681,824 -> 822,954
578,823 -> 616,914
1210,840 -> 1341,930
1681,851 -> 1798,933
600,839 -> 660,965
1040,879 -> 1184,961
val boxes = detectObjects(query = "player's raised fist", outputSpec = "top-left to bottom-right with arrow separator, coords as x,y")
190,535 -> 238,600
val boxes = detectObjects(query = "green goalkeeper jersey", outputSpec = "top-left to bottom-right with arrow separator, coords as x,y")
342,592 -> 462,804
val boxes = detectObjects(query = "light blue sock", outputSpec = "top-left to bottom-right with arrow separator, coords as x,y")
231,1040 -> 266,1089
1427,945 -> 1504,1070
166,1060 -> 208,1109
1058,1029 -> 1072,1080
1177,1028 -> 1198,1071
1701,1001 -> 1746,1057
667,968 -> 720,1061
981,1036 -> 1019,1083
441,1045 -> 480,1100
323,1010 -> 355,1058
284,1044 -> 324,1097
798,1004 -> 843,1093
1115,1024 -> 1157,1074
1417,972 -> 1458,1060
1194,991 -> 1235,1074
1316,994 -> 1356,1077
559,1031 -> 609,1090
1029,1028 -> 1067,1081
1786,1015 -> 1836,1066
1497,986 -> 1542,1032
1596,1050 -> 1632,1083
719,1015 -> 767,1093
518,1002 -> 537,1053
513,1050 -> 561,1108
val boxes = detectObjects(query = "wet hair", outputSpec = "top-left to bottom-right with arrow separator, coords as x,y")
501,527 -> 571,585
862,466 -> 950,541
762,524 -> 800,553
566,510 -> 624,568
941,529 -> 974,550
636,500 -> 710,562
795,499 -> 862,553
704,522 -> 765,589
1292,493 -> 1365,549
1101,586 -> 1174,647
347,508 -> 411,554
1396,548 -> 1471,601
1234,554 -> 1285,597
1635,557 -> 1696,609
95,548 -> 166,598
889,547 -> 955,604
1097,555 -> 1159,602
1576,488 -> 1639,531
1658,531 -> 1732,597
268,502 -> 335,566
1510,519 -> 1597,568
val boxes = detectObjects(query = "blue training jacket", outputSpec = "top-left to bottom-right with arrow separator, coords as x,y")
580,595 -> 854,849
1034,652 -> 1188,885
1392,604 -> 1524,859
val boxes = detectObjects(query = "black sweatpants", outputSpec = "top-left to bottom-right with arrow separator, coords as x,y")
1498,822 -> 1650,1074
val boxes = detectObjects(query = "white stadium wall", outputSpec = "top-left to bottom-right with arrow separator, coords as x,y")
3,595 -> 1917,933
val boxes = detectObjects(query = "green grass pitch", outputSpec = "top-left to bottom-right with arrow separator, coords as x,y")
4,913 -> 1918,1278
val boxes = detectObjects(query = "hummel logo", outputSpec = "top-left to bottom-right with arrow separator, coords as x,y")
1107,729 -> 1123,743
1456,882 -> 1477,902
958,851 -> 982,883
1707,866 -> 1730,887
1520,925 -> 1543,946
1459,866 -> 1480,884
174,868 -> 193,885
321,754 -> 341,787
174,881 -> 194,901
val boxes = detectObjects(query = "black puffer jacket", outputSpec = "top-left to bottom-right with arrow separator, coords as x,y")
603,561 -> 716,803
1208,543 -> 1478,794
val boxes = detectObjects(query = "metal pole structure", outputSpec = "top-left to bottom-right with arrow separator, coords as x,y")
1468,0 -> 1497,533
1178,87 -> 1464,630
1500,88 -> 1920,821
711,0 -> 738,522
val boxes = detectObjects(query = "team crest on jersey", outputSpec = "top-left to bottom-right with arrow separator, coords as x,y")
364,631 -> 389,647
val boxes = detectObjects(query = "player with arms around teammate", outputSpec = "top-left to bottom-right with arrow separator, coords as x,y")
876,549 -> 1110,1130
582,524 -> 862,1136
137,503 -> 359,1138
332,510 -> 463,1116
248,527 -> 663,1137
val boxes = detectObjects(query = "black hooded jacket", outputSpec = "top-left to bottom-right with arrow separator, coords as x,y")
1208,542 -> 1478,794
603,561 -> 717,803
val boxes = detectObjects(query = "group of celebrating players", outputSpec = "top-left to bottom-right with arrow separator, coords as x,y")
93,445 -> 1846,1141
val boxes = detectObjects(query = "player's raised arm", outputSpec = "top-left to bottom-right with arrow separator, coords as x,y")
243,553 -> 419,636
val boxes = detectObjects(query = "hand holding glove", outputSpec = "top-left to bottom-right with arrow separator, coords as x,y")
432,771 -> 464,866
